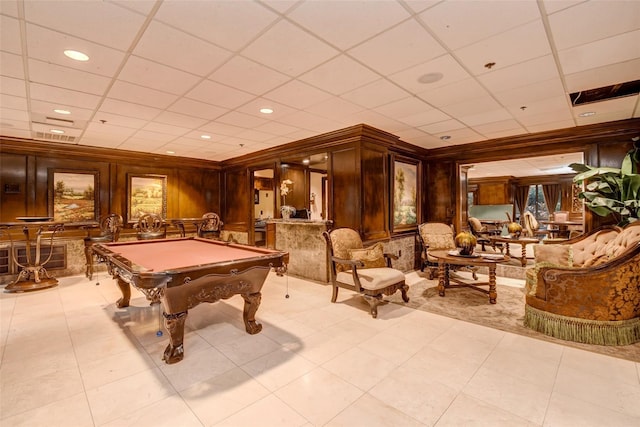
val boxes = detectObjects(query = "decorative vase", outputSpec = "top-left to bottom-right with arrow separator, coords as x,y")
281,205 -> 296,219
455,231 -> 477,255
507,222 -> 523,238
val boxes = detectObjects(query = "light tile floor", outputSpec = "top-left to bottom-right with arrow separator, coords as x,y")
1,271 -> 639,426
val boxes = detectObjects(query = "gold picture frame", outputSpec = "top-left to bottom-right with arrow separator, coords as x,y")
127,174 -> 167,222
392,157 -> 419,231
48,169 -> 98,222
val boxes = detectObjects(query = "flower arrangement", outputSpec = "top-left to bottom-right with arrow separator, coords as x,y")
280,179 -> 293,204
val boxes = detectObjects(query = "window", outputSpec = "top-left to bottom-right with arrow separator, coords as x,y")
525,184 -> 561,220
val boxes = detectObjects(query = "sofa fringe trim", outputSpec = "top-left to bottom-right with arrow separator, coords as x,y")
524,305 -> 640,346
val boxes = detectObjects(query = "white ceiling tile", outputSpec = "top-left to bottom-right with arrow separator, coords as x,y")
1,16 -> 22,54
0,106 -> 29,122
118,56 -> 201,95
153,111 -> 207,130
494,78 -> 566,108
564,58 -> 640,93
303,97 -> 365,120
374,96 -> 433,120
398,108 -> 451,127
99,98 -> 161,121
388,54 -> 472,94
110,0 -> 157,15
108,80 -> 178,109
341,79 -> 409,109
241,20 -> 338,77
436,127 -> 485,145
199,122 -> 247,137
210,56 -> 291,96
288,0 -> 410,50
478,55 -> 561,94
0,0 -> 19,17
348,18 -> 446,75
142,121 -> 190,136
216,111 -> 269,129
299,55 -> 380,95
1,51 -> 25,79
168,98 -> 228,121
0,76 -> 26,97
26,24 -> 126,77
417,78 -> 490,108
186,80 -> 255,110
235,129 -> 276,143
420,0 -> 541,50
518,106 -> 574,127
404,0 -> 441,14
23,0 -> 145,50
29,84 -> 101,110
263,79 -> 333,110
89,111 -> 147,130
85,121 -> 137,139
258,0 -> 299,14
458,108 -> 513,127
558,30 -> 640,75
478,127 -> 529,141
0,93 -> 27,110
254,121 -> 301,137
473,119 -> 525,135
454,20 -> 552,76
573,95 -> 638,123
28,59 -> 111,95
133,21 -> 232,77
128,129 -> 176,143
508,95 -> 570,120
548,0 -> 640,50
441,95 -> 502,118
541,0 -> 584,15
155,0 -> 278,51
419,119 -> 466,134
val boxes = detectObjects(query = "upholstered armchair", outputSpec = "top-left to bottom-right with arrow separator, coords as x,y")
83,214 -> 122,280
136,213 -> 166,240
468,217 -> 501,251
197,212 -> 223,239
524,223 -> 640,345
417,222 -> 478,280
323,228 -> 409,318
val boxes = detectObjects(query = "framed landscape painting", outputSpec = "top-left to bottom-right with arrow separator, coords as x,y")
392,157 -> 418,231
49,170 -> 98,222
128,174 -> 167,221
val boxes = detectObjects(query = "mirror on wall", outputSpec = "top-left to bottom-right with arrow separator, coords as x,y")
253,168 -> 274,246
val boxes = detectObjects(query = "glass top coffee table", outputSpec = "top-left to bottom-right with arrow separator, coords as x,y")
429,250 -> 509,304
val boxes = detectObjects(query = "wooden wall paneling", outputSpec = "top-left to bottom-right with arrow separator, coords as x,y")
361,145 -> 388,241
426,161 -> 455,224
0,153 -> 28,222
280,165 -> 306,212
222,168 -> 250,231
331,146 -> 360,230
176,168 -> 220,218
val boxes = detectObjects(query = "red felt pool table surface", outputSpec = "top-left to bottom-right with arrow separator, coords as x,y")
103,238 -> 275,272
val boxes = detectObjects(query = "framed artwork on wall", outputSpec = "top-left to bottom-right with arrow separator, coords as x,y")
48,169 -> 98,222
392,157 -> 419,231
127,174 -> 167,222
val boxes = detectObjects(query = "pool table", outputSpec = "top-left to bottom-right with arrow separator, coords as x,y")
92,237 -> 288,364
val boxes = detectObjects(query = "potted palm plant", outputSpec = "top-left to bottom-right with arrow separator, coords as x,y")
570,142 -> 640,226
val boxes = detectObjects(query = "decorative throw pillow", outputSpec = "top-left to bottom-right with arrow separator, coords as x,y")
533,244 -> 573,267
349,242 -> 386,269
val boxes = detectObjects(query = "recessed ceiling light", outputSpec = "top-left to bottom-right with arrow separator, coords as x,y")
579,111 -> 596,117
50,129 -> 65,134
200,134 -> 212,139
417,72 -> 443,84
53,109 -> 71,115
440,135 -> 451,140
302,159 -> 310,165
260,108 -> 273,114
166,150 -> 175,154
63,50 -> 89,61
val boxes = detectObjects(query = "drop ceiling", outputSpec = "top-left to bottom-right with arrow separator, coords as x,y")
1,0 -> 639,166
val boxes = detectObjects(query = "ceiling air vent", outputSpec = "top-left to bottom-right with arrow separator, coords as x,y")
570,79 -> 640,106
34,131 -> 77,143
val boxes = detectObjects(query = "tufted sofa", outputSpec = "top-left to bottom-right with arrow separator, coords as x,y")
524,222 -> 640,345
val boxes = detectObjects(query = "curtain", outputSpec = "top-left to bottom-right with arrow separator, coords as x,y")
514,185 -> 530,222
542,184 -> 562,214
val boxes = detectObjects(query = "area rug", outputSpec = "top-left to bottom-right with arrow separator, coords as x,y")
389,275 -> 640,363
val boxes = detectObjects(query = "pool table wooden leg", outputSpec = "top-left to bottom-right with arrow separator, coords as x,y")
116,278 -> 131,308
242,292 -> 263,334
162,311 -> 187,364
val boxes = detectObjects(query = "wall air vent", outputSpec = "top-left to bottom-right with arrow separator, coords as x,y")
570,80 -> 640,106
45,116 -> 75,126
34,131 -> 77,143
